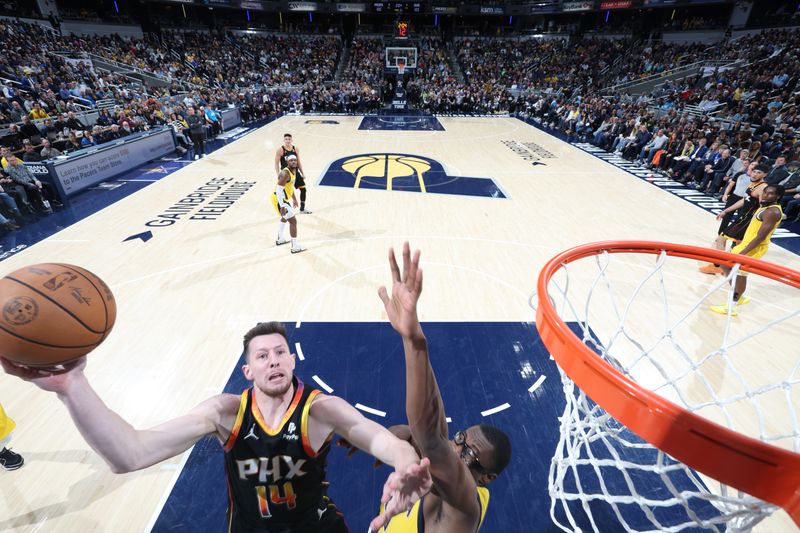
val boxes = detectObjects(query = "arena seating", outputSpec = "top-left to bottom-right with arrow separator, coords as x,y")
2,12 -> 800,231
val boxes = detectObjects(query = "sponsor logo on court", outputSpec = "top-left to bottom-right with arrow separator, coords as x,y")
124,177 -> 256,242
502,140 -> 555,166
304,120 -> 339,125
319,153 -> 507,198
3,296 -> 38,325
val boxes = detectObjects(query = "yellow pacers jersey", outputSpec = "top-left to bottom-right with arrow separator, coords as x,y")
732,205 -> 782,259
270,167 -> 295,215
378,487 -> 489,532
0,403 -> 16,442
283,166 -> 296,198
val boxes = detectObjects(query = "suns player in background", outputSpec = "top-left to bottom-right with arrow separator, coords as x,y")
698,162 -> 768,275
710,185 -> 785,316
0,402 -> 23,470
1,322 -> 432,532
275,133 -> 312,214
272,155 -> 306,254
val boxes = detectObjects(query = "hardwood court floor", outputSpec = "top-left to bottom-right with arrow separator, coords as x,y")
0,115 -> 797,532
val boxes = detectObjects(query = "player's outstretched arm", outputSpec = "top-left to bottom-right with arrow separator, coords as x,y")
1,356 -> 238,473
310,395 -> 431,530
310,395 -> 420,469
378,243 -> 481,519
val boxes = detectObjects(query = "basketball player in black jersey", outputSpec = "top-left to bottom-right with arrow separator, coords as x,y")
2,324 -> 432,532
275,133 -> 311,214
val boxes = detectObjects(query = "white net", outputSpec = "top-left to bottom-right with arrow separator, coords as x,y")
531,248 -> 800,533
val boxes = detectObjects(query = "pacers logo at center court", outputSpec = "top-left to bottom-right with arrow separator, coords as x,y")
343,154 -> 431,191
319,153 -> 507,198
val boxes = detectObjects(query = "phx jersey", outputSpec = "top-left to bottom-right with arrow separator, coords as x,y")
223,378 -> 347,532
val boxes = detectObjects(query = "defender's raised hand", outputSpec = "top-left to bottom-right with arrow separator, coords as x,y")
378,242 -> 423,340
369,457 -> 432,532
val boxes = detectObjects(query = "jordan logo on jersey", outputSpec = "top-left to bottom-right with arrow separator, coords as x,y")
244,423 -> 258,441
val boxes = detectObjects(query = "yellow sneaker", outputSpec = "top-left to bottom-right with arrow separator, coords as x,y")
737,296 -> 750,306
710,304 -> 738,316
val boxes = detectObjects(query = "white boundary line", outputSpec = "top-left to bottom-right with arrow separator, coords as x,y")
481,403 -> 511,417
313,375 -> 334,393
295,342 -> 305,361
355,403 -> 387,417
528,375 -> 546,394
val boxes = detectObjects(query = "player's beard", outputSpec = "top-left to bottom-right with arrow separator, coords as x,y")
260,377 -> 293,398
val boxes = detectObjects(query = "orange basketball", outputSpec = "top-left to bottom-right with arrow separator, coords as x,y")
0,263 -> 116,367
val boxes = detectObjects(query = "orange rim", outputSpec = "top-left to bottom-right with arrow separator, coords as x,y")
535,241 -> 800,525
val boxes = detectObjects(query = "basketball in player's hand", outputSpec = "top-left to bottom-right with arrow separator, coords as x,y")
0,263 -> 116,367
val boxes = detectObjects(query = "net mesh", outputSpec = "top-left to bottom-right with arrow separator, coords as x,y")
531,248 -> 800,532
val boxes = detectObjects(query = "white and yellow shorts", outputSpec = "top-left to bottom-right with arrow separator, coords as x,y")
0,403 -> 16,445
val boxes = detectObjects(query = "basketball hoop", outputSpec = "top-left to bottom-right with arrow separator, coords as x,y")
533,241 -> 800,532
397,59 -> 406,76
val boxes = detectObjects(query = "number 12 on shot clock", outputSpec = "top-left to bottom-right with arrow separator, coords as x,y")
396,20 -> 409,39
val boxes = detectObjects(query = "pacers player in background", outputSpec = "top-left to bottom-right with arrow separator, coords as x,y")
375,243 -> 512,532
711,184 -> 785,316
272,155 -> 306,253
1,323 -> 432,532
275,133 -> 311,214
0,401 -> 23,470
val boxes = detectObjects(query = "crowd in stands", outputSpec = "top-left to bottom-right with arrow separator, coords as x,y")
456,37 -> 629,101
662,15 -> 729,31
2,16 -> 800,231
516,27 -> 800,223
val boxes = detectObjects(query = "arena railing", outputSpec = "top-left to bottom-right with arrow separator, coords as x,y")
604,58 -> 742,95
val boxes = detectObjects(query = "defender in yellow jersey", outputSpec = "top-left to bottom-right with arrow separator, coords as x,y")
376,436 -> 490,533
271,155 -> 306,253
375,243 -> 512,532
711,184 -> 784,316
274,133 -> 311,213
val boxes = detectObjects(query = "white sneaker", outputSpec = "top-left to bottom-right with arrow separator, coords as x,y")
300,209 -> 313,214
291,246 -> 307,254
194,155 -> 199,160
201,154 -> 207,158
276,239 -> 290,246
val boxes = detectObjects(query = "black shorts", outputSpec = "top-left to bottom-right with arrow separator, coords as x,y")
295,172 -> 306,189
